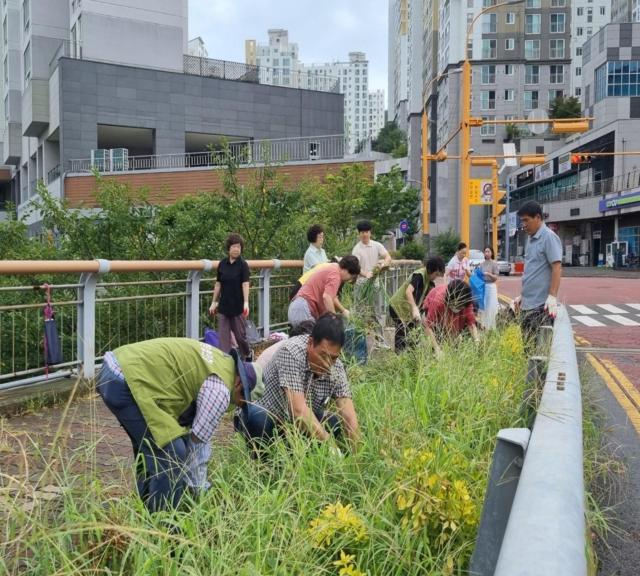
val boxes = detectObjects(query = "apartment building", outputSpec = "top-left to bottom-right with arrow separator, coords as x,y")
611,0 -> 640,22
188,36 -> 208,58
0,2 -> 344,223
388,0 -> 410,130
571,0 -> 611,99
368,88 -> 386,140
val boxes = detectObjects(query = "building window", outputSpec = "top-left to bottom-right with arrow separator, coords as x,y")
504,89 -> 514,101
551,0 -> 566,6
526,0 -> 540,7
575,87 -> 582,96
550,13 -> 565,33
524,90 -> 539,109
525,14 -> 541,34
483,13 -> 497,33
548,89 -> 564,105
481,90 -> 496,110
576,27 -> 583,36
587,27 -> 593,36
576,67 -> 582,76
525,40 -> 540,59
23,41 -> 31,82
599,60 -> 640,99
525,64 -> 539,83
577,7 -> 583,15
481,116 -> 496,136
22,0 -> 29,30
504,64 -> 514,75
506,12 -> 515,24
550,64 -> 564,83
550,39 -> 565,59
576,47 -> 582,56
600,6 -> 606,15
587,7 -> 593,22
2,16 -> 7,47
481,64 -> 496,84
482,39 -> 497,59
505,38 -> 515,50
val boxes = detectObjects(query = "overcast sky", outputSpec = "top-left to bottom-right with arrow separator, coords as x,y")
189,0 -> 388,99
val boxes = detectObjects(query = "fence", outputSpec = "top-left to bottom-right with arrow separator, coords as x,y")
183,55 -> 259,83
0,259 -> 418,390
67,134 -> 346,174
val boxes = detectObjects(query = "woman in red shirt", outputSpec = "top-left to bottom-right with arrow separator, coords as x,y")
422,279 -> 480,358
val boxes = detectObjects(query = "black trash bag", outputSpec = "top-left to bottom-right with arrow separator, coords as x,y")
43,306 -> 63,366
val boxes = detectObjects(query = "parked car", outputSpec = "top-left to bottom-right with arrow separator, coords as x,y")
468,249 -> 485,270
497,260 -> 511,275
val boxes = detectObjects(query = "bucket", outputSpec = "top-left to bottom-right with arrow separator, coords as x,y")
514,261 -> 525,274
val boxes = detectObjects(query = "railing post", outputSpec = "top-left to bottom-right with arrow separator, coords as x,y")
260,259 -> 281,339
77,259 -> 110,379
186,260 -> 213,339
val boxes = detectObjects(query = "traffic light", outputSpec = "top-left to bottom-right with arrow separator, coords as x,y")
520,155 -> 546,165
571,153 -> 593,164
551,120 -> 589,134
493,189 -> 507,216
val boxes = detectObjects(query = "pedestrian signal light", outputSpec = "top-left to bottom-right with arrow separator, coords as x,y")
493,189 -> 507,216
571,154 -> 592,164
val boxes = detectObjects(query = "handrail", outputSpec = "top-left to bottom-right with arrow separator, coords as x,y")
495,307 -> 586,575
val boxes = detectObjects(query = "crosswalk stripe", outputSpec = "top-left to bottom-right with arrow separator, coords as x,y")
598,304 -> 628,314
628,304 -> 640,311
572,315 -> 606,327
605,314 -> 640,326
570,304 -> 598,315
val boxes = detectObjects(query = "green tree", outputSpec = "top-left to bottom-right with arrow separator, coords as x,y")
549,96 -> 581,119
371,121 -> 407,157
431,229 -> 460,261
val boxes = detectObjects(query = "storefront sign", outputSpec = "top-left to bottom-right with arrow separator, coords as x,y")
558,153 -> 572,175
593,230 -> 602,239
516,169 -> 534,187
599,189 -> 640,212
534,161 -> 553,182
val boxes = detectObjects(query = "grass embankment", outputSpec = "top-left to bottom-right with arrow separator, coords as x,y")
1,326 -> 528,575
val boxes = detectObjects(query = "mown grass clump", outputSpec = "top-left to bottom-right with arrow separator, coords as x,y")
1,327 -> 528,575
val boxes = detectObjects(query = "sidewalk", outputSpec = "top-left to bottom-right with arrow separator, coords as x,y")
561,267 -> 640,279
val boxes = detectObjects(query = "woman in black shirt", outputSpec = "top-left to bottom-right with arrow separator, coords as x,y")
209,233 -> 251,359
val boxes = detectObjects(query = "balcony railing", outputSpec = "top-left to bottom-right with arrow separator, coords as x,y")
183,55 -> 259,83
67,134 -> 346,174
511,169 -> 640,211
47,164 -> 61,184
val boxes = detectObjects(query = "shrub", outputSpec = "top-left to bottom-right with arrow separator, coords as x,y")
432,229 -> 461,261
399,241 -> 426,261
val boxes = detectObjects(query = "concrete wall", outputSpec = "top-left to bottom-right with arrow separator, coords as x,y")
58,58 -> 344,167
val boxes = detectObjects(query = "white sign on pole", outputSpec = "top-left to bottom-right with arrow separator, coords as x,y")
503,143 -> 517,167
558,152 -> 572,174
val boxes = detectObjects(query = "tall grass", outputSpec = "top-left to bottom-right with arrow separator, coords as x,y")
1,328 -> 528,575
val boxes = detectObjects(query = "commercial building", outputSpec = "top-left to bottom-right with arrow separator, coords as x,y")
0,2 -> 345,225
505,23 -> 640,267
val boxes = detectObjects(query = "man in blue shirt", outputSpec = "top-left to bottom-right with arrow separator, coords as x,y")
514,201 -> 563,339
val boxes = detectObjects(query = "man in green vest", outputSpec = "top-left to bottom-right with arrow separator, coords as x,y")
97,337 -> 262,512
388,256 -> 445,352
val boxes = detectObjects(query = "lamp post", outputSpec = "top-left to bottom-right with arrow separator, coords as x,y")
459,0 -> 525,246
421,68 -> 462,241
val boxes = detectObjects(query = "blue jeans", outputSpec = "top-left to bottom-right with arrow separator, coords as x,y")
96,363 -> 188,512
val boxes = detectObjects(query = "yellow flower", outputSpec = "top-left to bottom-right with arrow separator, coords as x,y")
333,550 -> 356,569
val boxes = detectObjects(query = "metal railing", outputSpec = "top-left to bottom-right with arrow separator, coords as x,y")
0,259 -> 418,390
257,67 -> 341,94
67,134 -> 346,174
511,169 -> 640,211
46,164 -> 61,184
183,55 -> 259,83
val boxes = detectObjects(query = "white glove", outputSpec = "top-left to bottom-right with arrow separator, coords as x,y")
411,306 -> 421,323
342,309 -> 351,319
544,295 -> 558,319
512,296 -> 522,314
328,445 -> 344,458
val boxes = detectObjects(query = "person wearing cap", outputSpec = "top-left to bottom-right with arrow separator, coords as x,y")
96,337 -> 262,512
388,256 -> 445,352
422,280 -> 480,359
236,313 -> 359,449
287,256 -> 360,329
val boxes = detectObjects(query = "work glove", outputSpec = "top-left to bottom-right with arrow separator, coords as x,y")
512,296 -> 522,314
342,309 -> 351,319
242,302 -> 250,318
208,301 -> 218,316
411,306 -> 421,323
544,295 -> 558,319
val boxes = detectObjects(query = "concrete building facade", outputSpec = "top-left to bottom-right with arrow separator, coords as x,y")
388,0 -> 410,129
368,89 -> 386,140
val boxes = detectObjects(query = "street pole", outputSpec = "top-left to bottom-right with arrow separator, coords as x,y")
421,109 -> 429,240
491,163 -> 499,257
505,181 -> 511,261
460,58 -> 472,246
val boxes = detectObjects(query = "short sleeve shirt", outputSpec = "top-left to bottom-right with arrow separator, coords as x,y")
479,260 -> 500,283
303,245 -> 328,273
256,335 -> 351,422
295,263 -> 342,319
217,257 -> 250,316
521,223 -> 563,310
423,284 -> 476,335
352,240 -> 389,278
446,256 -> 470,282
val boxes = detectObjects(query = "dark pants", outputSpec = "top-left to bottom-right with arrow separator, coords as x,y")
218,313 -> 250,359
389,306 -> 417,353
234,405 -> 342,445
521,306 -> 554,344
97,363 -> 188,512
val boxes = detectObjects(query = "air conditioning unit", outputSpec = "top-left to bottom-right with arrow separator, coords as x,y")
110,148 -> 129,171
309,141 -> 319,160
90,149 -> 110,171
